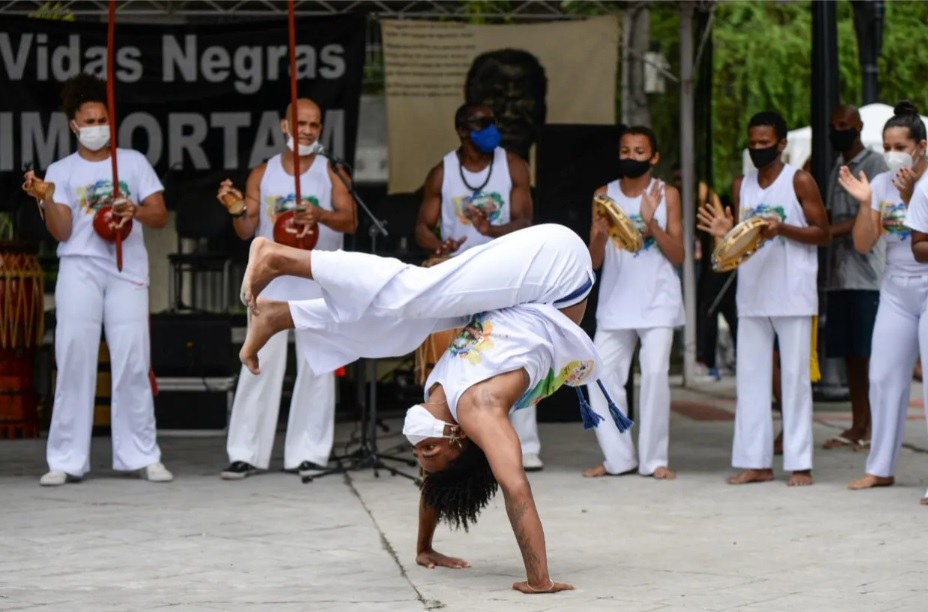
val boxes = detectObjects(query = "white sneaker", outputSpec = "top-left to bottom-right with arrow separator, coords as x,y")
522,453 -> 544,472
39,470 -> 79,486
141,462 -> 174,482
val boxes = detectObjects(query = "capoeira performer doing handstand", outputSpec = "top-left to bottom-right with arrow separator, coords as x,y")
238,223 -> 633,594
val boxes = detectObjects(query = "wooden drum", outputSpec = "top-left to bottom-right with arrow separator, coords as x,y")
0,241 -> 45,439
414,327 -> 462,387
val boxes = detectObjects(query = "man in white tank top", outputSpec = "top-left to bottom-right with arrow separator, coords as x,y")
23,73 -> 173,487
413,103 -> 543,470
583,127 -> 685,480
215,98 -> 357,481
698,111 -> 831,487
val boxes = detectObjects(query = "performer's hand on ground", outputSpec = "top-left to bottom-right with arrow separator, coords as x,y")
696,202 -> 733,238
640,179 -> 664,226
511,579 -> 575,594
416,549 -> 470,569
837,166 -> 871,203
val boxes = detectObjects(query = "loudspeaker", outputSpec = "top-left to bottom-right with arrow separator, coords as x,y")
535,123 -> 627,236
533,123 -> 635,422
150,313 -> 234,378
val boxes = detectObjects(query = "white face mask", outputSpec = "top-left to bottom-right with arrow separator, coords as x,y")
74,124 -> 110,152
402,404 -> 456,446
285,127 -> 322,156
884,150 -> 916,176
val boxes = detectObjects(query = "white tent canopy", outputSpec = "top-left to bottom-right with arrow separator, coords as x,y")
742,102 -> 928,175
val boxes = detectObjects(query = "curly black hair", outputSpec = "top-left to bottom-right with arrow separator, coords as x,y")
420,442 -> 498,532
60,72 -> 107,119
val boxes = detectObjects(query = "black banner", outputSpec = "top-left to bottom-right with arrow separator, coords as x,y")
0,14 -> 366,211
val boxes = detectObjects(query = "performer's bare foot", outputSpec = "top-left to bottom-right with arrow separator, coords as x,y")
848,474 -> 894,490
239,298 -> 294,375
727,469 -> 774,485
581,464 -> 636,478
921,495 -> 928,506
652,466 -> 676,480
788,470 -> 813,487
582,464 -> 608,478
241,237 -> 278,314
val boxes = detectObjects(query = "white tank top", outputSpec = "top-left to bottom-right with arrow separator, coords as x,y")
736,164 -> 818,317
595,179 -> 684,330
870,171 -> 924,277
258,153 -> 343,300
439,147 -> 512,254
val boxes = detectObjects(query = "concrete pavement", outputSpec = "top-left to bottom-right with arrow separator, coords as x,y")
2,377 -> 927,611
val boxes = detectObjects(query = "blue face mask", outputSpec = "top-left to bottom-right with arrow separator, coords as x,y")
470,124 -> 501,153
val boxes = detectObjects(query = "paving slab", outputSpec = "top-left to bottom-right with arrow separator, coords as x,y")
2,378 -> 927,611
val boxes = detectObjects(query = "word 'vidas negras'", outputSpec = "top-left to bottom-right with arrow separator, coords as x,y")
0,33 -> 347,94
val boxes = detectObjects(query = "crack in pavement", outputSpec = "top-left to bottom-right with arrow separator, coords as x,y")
342,472 -> 445,611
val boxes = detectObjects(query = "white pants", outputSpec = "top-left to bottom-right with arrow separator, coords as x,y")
227,329 -> 335,469
733,316 -> 813,472
48,256 -> 160,476
866,274 -> 928,477
589,327 -> 675,475
510,405 -> 540,455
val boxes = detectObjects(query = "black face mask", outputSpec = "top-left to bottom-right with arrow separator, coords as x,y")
829,127 -> 859,152
618,158 -> 652,178
748,144 -> 781,169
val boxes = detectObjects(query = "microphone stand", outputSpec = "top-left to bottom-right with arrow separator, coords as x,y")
304,153 -> 419,485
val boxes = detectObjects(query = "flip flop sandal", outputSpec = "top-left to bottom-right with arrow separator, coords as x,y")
823,435 -> 858,449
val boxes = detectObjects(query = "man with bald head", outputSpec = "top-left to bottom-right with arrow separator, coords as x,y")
215,98 -> 357,480
414,102 -> 542,470
823,104 -> 888,451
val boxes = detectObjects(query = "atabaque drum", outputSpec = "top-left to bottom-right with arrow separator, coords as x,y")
0,241 -> 45,439
414,327 -> 462,387
92,205 -> 133,242
273,209 -> 320,250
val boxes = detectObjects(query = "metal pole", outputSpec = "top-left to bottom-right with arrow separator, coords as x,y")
811,0 -> 846,399
680,2 -> 697,387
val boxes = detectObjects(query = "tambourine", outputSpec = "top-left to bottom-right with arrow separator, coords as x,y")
273,209 -> 319,250
593,193 -> 643,253
711,217 -> 769,272
22,179 -> 55,202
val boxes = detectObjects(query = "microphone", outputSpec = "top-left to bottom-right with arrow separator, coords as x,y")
316,145 -> 351,172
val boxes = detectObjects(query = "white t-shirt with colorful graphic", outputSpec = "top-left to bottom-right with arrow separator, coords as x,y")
595,178 -> 684,330
439,147 -> 512,254
870,171 -> 923,277
44,149 -> 163,286
424,303 -> 601,421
